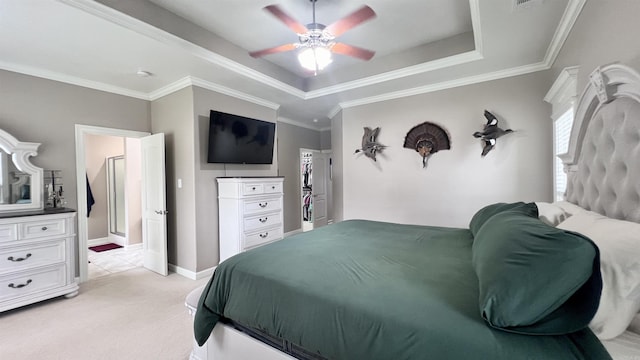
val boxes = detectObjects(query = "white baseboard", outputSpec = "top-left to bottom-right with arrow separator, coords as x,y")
108,233 -> 126,247
169,264 -> 216,280
125,243 -> 142,251
284,229 -> 302,238
87,237 -> 109,247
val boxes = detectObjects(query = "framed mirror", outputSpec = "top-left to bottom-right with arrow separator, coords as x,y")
0,129 -> 43,211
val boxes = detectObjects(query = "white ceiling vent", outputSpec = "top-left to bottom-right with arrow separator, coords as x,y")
513,0 -> 545,11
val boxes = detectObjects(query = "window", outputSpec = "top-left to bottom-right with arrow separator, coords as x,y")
554,109 -> 573,201
545,66 -> 578,201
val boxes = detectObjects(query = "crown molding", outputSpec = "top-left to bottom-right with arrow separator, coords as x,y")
61,0 -> 484,100
59,0 -> 306,99
544,66 -> 579,102
330,0 -> 584,115
469,0 -> 483,55
0,60 -> 150,100
339,62 -> 549,109
544,66 -> 580,120
543,0 -> 587,67
147,77 -> 192,100
148,76 -> 279,110
190,77 -> 280,110
277,117 -> 324,131
9,0 -> 584,122
305,50 -> 483,99
327,105 -> 342,120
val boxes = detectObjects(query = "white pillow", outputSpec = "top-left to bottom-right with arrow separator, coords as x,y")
557,211 -> 640,340
535,202 -> 571,226
554,201 -> 589,216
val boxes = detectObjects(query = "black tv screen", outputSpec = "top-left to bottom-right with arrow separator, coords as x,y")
207,110 -> 276,164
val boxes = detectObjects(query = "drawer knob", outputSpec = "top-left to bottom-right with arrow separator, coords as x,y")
7,253 -> 32,262
8,279 -> 32,289
41,226 -> 48,231
272,186 -> 275,189
259,217 -> 268,223
259,202 -> 268,208
259,232 -> 268,239
252,187 -> 256,191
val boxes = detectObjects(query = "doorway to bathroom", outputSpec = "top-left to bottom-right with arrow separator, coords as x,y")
75,125 -> 168,282
84,135 -> 142,280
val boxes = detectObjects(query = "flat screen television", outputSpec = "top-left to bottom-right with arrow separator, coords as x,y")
207,110 -> 276,164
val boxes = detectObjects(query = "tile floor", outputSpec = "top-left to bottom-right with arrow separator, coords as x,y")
87,246 -> 143,280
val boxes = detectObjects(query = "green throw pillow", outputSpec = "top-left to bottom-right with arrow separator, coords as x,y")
472,211 -> 602,335
469,202 -> 538,237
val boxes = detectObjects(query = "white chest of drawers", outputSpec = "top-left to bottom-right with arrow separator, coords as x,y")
0,210 -> 78,312
217,177 -> 284,263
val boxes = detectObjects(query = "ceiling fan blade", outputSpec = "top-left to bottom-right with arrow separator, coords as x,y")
249,43 -> 297,58
264,5 -> 308,34
331,43 -> 375,61
325,6 -> 376,37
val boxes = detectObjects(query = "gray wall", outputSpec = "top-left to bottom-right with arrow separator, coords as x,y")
320,129 -> 332,150
150,87 -> 197,271
193,86 -> 278,271
339,71 -> 554,228
0,69 -> 150,225
330,110 -> 344,222
552,0 -> 640,90
276,122 -> 322,233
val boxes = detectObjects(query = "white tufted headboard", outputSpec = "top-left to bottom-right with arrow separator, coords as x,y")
560,64 -> 640,223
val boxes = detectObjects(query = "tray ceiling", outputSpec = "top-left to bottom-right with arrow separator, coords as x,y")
0,0 -> 582,128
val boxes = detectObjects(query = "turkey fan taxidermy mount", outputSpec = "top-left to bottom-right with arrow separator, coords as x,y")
403,122 -> 451,168
249,0 -> 376,73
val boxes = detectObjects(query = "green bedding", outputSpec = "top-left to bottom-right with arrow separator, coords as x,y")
194,219 -> 610,359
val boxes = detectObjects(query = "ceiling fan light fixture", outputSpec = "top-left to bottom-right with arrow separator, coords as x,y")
298,46 -> 332,72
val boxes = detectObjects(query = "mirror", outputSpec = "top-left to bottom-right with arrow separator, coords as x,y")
107,156 -> 125,236
0,129 -> 43,212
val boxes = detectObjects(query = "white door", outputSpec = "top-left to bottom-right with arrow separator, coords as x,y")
141,133 -> 168,276
312,152 -> 328,228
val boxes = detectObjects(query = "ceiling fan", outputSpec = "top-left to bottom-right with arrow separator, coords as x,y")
249,0 -> 377,73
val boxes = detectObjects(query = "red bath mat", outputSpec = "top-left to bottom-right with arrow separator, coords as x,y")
89,243 -> 123,252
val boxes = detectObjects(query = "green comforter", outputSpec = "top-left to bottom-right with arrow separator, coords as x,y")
194,220 -> 610,359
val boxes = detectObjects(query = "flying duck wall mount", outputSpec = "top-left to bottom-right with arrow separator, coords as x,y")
354,127 -> 386,161
473,110 -> 514,157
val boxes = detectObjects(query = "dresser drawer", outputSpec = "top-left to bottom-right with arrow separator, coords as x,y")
243,197 -> 282,215
263,182 -> 282,194
242,183 -> 264,196
0,239 -> 66,272
0,224 -> 18,243
19,218 -> 68,240
243,212 -> 281,232
244,226 -> 283,250
0,264 -> 66,301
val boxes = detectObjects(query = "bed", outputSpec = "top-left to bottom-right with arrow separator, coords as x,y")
191,63 -> 640,359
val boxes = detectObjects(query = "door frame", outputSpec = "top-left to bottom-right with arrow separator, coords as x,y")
74,125 -> 150,282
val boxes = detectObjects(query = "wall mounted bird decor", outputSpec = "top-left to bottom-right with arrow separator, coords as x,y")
403,122 -> 451,168
473,110 -> 513,157
355,127 -> 386,161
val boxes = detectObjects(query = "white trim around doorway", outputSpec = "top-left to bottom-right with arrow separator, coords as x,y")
74,124 -> 150,283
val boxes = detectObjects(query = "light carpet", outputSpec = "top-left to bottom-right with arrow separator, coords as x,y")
0,268 -> 208,360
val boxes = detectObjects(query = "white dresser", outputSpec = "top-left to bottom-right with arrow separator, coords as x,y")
0,210 -> 78,312
217,177 -> 284,263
